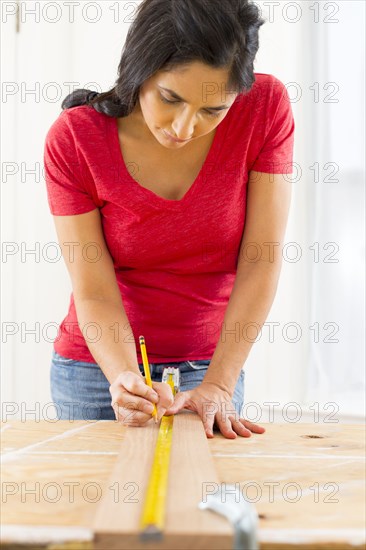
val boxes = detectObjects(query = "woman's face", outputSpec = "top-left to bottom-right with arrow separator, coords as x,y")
135,61 -> 239,148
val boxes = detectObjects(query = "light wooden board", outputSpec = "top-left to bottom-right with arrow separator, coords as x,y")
210,422 -> 366,549
0,419 -> 365,549
93,410 -> 233,549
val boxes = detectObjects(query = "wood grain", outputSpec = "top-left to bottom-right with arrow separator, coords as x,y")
93,410 -> 234,549
1,419 -> 365,549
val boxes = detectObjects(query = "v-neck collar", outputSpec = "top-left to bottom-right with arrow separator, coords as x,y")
108,113 -> 230,209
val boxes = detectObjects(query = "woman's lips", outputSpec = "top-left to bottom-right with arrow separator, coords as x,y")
162,130 -> 191,143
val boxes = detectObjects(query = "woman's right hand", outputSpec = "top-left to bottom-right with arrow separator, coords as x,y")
109,371 -> 174,426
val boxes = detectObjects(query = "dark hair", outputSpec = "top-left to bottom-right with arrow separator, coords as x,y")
61,0 -> 265,117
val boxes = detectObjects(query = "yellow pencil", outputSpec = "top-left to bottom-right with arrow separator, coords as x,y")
139,335 -> 158,423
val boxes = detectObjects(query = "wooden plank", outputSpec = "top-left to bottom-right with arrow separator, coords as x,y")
211,423 -> 366,549
0,420 -> 122,547
93,410 -> 234,549
1,420 -> 365,549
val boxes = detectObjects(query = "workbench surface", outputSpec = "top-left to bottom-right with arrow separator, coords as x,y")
1,420 -> 365,549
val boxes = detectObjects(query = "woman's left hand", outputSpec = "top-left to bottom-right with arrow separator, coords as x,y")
164,381 -> 266,439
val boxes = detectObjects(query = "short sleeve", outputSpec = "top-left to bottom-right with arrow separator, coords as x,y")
251,78 -> 295,174
43,111 -> 98,215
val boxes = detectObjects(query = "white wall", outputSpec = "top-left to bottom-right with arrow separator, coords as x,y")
244,0 -> 365,420
1,1 -> 132,418
1,0 -> 364,421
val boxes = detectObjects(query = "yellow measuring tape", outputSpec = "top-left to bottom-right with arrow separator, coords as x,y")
139,368 -> 179,540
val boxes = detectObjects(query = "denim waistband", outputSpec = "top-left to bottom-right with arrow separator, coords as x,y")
140,360 -> 211,375
52,350 -> 210,374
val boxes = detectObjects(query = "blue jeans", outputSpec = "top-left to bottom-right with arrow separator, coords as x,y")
50,350 -> 245,421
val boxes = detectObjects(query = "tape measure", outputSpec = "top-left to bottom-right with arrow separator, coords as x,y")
139,367 -> 180,540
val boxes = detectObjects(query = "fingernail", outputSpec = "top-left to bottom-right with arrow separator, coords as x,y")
151,393 -> 159,402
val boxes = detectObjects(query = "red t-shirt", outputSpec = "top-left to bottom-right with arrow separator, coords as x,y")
44,73 -> 295,364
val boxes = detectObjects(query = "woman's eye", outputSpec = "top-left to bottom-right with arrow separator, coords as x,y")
160,95 -> 221,118
206,110 -> 221,118
160,96 -> 178,104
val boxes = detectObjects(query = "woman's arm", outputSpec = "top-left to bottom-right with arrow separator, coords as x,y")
165,169 -> 291,437
53,209 -> 174,425
53,209 -> 142,382
203,170 -> 292,394
203,261 -> 283,393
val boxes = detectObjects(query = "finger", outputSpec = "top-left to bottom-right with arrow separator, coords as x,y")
230,417 -> 252,437
113,404 -> 153,426
151,381 -> 175,411
164,392 -> 188,415
128,397 -> 158,416
240,419 -> 266,433
200,407 -> 216,438
112,392 -> 157,415
121,372 -> 159,403
215,412 -> 239,439
202,417 -> 215,438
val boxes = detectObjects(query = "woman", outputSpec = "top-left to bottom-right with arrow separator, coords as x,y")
44,0 -> 294,439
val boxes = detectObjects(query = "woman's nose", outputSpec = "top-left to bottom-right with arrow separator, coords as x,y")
171,114 -> 196,140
